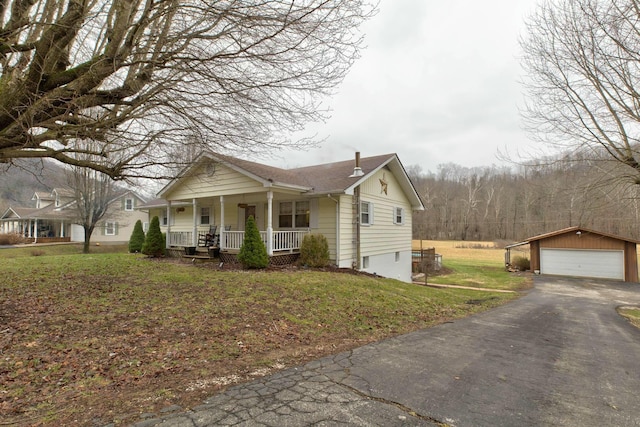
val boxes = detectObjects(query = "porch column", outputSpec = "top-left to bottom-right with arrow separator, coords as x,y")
34,218 -> 38,243
61,221 -> 65,238
166,201 -> 172,249
192,199 -> 198,247
28,220 -> 33,238
219,196 -> 225,250
266,191 -> 273,256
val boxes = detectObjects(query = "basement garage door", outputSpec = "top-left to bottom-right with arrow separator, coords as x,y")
540,248 -> 624,280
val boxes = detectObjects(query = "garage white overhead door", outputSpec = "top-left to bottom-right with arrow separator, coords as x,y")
540,248 -> 624,280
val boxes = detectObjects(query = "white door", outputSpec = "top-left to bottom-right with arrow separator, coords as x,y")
540,248 -> 624,280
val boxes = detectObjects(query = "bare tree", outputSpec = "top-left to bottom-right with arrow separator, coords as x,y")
68,163 -> 116,254
0,0 -> 375,180
521,0 -> 640,185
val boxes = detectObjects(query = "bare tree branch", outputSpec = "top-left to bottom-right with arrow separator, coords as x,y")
0,0 -> 376,179
521,0 -> 640,184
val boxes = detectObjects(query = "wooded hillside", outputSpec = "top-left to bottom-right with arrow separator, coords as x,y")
0,160 -> 67,210
410,155 -> 640,242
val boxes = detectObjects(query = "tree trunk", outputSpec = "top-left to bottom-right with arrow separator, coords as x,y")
83,226 -> 94,254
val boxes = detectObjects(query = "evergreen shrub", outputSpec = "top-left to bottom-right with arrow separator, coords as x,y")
128,219 -> 145,253
142,216 -> 165,257
299,234 -> 330,268
237,216 -> 269,269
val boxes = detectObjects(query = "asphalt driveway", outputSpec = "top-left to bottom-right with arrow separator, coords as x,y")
140,277 -> 640,427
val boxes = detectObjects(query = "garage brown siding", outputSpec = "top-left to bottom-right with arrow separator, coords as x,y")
530,241 -> 540,271
525,228 -> 638,282
539,232 -> 625,250
624,242 -> 639,282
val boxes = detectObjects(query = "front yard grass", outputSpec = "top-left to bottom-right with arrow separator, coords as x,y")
416,240 -> 532,291
1,244 -> 523,426
617,307 -> 640,329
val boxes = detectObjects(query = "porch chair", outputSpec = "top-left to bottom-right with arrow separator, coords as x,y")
198,225 -> 218,247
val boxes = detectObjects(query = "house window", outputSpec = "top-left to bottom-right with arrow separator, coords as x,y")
295,201 -> 310,228
393,207 -> 404,225
279,201 -> 310,228
162,211 -> 168,226
361,201 -> 373,225
125,198 -> 134,211
395,251 -> 400,262
143,222 -> 149,233
200,207 -> 210,225
363,256 -> 370,268
279,202 -> 293,228
105,221 -> 116,236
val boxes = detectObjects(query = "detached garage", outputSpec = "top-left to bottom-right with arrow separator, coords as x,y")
506,227 -> 639,282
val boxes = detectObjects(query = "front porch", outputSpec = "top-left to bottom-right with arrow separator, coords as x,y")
168,229 -> 310,253
157,175 -> 316,258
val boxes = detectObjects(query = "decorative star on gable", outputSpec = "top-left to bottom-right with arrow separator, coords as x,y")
379,173 -> 388,195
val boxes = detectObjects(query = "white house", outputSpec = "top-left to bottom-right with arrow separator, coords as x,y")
142,151 -> 424,282
0,188 -> 148,244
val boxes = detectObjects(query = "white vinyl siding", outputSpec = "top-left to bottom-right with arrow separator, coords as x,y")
337,194 -> 355,267
315,197 -> 337,262
164,163 -> 266,200
358,169 -> 413,258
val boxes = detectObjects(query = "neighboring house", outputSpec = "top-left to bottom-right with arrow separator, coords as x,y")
505,226 -> 639,282
0,188 -> 148,244
140,151 -> 425,282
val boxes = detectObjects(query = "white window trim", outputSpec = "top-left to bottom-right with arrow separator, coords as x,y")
393,207 -> 404,225
124,198 -> 134,211
361,201 -> 374,226
105,221 -> 116,236
200,206 -> 211,225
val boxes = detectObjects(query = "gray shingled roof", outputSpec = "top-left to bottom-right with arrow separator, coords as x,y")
202,152 -> 397,194
289,154 -> 397,193
158,151 -> 424,210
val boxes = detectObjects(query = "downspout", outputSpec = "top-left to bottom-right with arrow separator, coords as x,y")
354,186 -> 360,269
327,194 -> 340,266
348,151 -> 364,270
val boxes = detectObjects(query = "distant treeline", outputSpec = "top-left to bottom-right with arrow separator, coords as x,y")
409,153 -> 640,243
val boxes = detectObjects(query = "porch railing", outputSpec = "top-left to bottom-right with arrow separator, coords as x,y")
223,231 -> 245,250
172,229 -> 310,252
169,231 -> 193,247
269,230 -> 309,252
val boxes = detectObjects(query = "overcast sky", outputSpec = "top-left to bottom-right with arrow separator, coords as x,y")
265,0 -> 540,174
